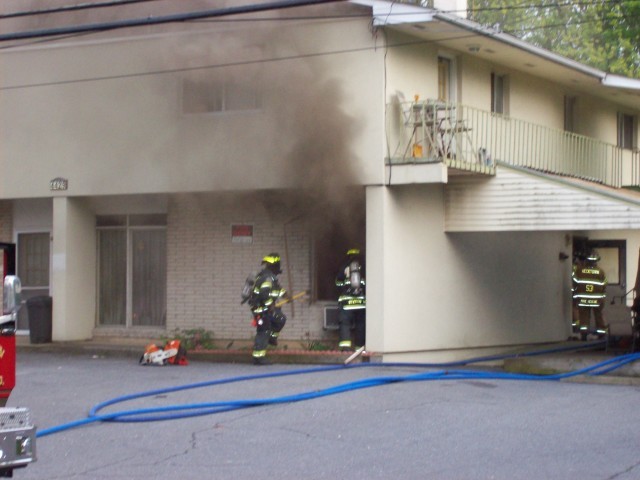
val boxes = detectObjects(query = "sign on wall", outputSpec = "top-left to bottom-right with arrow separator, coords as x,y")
231,224 -> 253,244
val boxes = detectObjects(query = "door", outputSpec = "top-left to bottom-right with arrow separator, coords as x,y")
16,233 -> 50,332
585,240 -> 627,304
575,239 -> 629,330
97,215 -> 166,328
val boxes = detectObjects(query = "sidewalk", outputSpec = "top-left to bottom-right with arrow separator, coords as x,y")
15,335 -> 357,365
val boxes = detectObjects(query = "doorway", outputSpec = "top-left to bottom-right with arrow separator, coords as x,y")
573,237 -> 628,330
584,239 -> 627,303
97,215 -> 167,328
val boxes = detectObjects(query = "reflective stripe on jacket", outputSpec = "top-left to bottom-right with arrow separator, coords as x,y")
572,264 -> 606,307
251,268 -> 286,314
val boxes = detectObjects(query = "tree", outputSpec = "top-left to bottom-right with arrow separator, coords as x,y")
467,0 -> 640,77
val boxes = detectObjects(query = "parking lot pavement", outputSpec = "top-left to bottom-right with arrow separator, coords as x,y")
8,350 -> 640,480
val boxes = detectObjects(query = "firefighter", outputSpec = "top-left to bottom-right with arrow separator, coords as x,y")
250,253 -> 287,365
571,250 -> 586,335
336,248 -> 366,351
572,250 -> 607,339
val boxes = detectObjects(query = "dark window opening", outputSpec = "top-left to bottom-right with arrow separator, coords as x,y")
312,193 -> 366,302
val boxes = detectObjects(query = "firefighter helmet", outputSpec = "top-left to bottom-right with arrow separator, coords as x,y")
262,253 -> 282,274
586,250 -> 600,262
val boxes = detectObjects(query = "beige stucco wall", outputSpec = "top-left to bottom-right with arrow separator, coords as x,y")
367,183 -> 569,361
0,16 -> 386,199
384,31 -> 440,105
577,96 -> 619,145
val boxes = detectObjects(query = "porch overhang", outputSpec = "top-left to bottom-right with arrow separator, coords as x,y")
444,163 -> 640,232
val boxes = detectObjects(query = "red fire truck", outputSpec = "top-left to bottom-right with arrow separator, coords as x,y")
0,269 -> 36,475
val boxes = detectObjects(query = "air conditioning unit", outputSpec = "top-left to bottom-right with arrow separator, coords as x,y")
323,305 -> 340,330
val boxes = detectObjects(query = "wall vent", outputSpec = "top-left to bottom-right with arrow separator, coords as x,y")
323,305 -> 340,330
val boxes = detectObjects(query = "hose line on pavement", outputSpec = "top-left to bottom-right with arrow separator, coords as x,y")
36,341 -> 639,438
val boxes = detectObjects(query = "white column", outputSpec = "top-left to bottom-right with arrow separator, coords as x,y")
51,197 -> 96,341
365,185 -> 386,354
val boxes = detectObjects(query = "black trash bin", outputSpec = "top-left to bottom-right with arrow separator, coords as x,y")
27,296 -> 52,344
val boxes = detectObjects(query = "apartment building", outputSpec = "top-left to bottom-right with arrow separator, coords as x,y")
1,0 -> 639,361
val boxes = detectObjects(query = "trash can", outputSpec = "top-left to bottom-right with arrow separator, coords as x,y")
27,296 -> 52,344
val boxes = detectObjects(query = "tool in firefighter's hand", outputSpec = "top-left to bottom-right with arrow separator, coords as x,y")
276,290 -> 308,307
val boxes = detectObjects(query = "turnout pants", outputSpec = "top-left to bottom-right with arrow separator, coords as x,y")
338,308 -> 366,349
576,305 -> 606,333
252,308 -> 287,358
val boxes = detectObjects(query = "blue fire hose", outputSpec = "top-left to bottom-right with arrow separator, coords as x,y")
36,341 -> 639,438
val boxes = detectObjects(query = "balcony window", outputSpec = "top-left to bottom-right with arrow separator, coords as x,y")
564,96 -> 576,133
617,113 -> 637,150
491,73 -> 508,115
438,56 -> 452,102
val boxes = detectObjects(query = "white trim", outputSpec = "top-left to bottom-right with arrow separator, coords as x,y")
602,74 -> 640,90
352,1 -> 434,25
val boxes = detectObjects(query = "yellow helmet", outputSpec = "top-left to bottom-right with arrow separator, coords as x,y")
346,248 -> 360,256
262,253 -> 282,274
262,253 -> 281,264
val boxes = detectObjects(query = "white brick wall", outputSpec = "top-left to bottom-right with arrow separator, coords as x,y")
167,193 -> 337,345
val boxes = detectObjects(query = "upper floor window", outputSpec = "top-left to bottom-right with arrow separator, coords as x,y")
491,73 -> 509,115
437,56 -> 452,102
617,113 -> 637,150
183,74 -> 262,114
564,96 -> 576,133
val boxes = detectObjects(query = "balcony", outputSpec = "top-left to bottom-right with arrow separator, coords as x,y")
386,98 -> 640,189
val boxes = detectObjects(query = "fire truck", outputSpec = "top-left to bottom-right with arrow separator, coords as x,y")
0,274 -> 36,477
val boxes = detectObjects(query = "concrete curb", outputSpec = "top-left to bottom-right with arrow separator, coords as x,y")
16,341 -> 363,365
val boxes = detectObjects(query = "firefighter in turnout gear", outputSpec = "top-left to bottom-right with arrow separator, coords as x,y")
336,248 -> 366,351
250,253 -> 287,365
572,250 -> 607,339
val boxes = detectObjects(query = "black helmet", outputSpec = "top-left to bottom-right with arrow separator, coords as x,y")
262,253 -> 282,274
586,250 -> 600,262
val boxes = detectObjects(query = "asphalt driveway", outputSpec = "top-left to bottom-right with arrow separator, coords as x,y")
8,350 -> 640,480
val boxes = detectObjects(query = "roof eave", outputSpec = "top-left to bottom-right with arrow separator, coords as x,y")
351,0 -> 640,93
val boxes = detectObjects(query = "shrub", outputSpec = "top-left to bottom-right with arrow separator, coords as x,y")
163,328 -> 215,351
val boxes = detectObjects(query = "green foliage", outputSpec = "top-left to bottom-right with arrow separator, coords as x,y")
468,0 -> 640,77
162,328 -> 216,351
302,340 -> 332,351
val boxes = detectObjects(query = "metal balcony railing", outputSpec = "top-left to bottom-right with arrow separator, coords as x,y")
387,99 -> 638,188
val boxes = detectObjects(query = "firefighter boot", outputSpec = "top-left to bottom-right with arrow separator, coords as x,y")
253,357 -> 272,366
